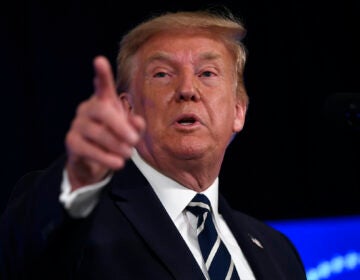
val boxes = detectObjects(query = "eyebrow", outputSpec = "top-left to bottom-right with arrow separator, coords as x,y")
144,52 -> 172,66
145,51 -> 222,67
198,52 -> 222,61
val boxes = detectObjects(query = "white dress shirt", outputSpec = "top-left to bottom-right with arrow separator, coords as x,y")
59,149 -> 256,280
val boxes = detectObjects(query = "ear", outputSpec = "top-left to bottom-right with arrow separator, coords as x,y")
119,92 -> 133,114
233,101 -> 247,133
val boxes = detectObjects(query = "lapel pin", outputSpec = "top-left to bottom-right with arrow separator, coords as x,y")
249,234 -> 264,249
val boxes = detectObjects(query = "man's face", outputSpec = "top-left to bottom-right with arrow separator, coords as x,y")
126,32 -> 246,164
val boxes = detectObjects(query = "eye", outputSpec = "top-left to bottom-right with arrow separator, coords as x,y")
154,71 -> 168,78
200,70 -> 216,78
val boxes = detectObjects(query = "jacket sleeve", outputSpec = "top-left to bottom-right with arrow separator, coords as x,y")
0,155 -> 94,280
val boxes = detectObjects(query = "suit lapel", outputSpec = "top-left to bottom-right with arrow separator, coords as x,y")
218,195 -> 287,280
109,161 -> 205,280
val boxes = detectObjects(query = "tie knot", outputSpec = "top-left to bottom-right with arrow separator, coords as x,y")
186,193 -> 212,217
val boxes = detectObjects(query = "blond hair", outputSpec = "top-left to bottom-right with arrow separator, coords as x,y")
116,9 -> 248,106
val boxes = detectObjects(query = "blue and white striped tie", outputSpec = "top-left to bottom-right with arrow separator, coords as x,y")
186,193 -> 240,280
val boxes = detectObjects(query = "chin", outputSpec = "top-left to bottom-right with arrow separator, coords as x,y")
169,144 -> 210,160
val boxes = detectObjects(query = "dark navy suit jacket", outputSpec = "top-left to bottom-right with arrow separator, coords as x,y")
0,156 -> 307,279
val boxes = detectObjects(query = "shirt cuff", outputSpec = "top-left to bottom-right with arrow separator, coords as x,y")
59,169 -> 112,218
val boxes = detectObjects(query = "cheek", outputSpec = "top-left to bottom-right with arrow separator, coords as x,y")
131,75 -> 162,111
131,83 -> 158,114
210,97 -> 238,128
208,101 -> 232,126
133,92 -> 168,124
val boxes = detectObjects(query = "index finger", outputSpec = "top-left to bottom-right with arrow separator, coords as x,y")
93,55 -> 117,101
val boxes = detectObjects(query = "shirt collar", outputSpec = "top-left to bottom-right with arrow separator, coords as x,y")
131,149 -> 219,221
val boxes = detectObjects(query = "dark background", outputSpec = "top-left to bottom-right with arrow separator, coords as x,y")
1,0 -> 359,220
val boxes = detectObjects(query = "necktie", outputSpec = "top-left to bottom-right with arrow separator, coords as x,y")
186,193 -> 240,280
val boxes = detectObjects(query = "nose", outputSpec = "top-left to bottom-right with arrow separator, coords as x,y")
175,72 -> 200,102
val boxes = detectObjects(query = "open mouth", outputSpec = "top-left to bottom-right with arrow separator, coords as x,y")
174,113 -> 201,128
177,117 -> 197,125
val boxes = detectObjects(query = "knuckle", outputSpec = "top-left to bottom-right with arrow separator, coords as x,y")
65,131 -> 81,151
76,101 -> 88,115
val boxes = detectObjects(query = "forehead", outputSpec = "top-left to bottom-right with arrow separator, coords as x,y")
135,31 -> 232,64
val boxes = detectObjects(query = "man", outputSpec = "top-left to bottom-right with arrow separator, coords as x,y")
0,9 -> 307,279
